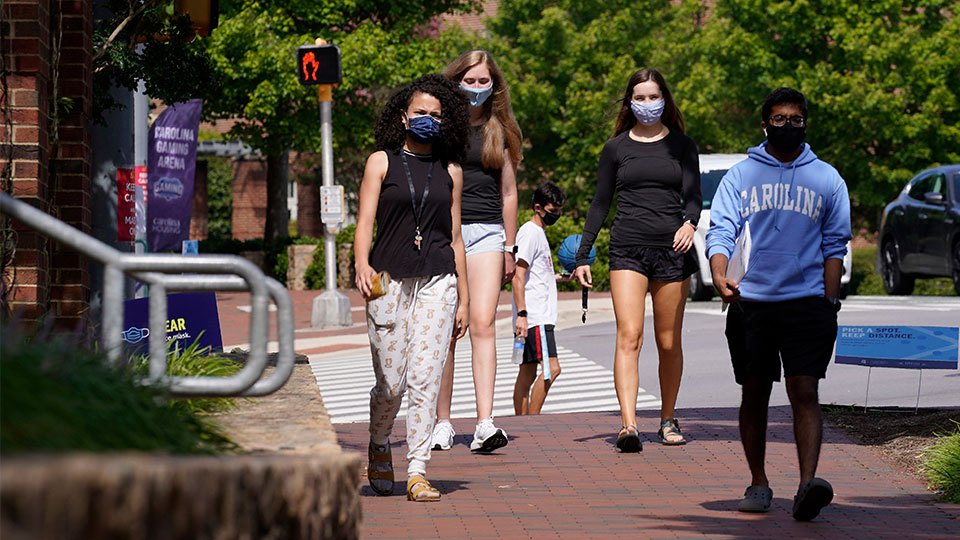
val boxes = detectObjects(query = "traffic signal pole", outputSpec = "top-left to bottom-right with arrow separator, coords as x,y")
319,85 -> 336,294
309,38 -> 350,328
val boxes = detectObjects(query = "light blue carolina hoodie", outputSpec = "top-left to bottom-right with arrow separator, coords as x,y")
706,142 -> 851,301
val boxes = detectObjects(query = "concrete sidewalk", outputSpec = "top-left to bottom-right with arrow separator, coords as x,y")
335,408 -> 958,539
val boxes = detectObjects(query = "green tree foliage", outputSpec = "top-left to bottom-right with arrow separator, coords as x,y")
92,0 -> 216,120
692,0 -> 960,225
484,0 -> 705,214
204,0 -> 477,241
480,0 -> 959,226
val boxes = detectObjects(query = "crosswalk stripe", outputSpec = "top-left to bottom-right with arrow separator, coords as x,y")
308,338 -> 660,424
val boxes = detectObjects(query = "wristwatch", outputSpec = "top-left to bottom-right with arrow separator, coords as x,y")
516,310 -> 528,317
503,244 -> 518,254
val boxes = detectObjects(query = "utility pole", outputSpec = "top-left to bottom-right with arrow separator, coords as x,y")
299,38 -> 350,328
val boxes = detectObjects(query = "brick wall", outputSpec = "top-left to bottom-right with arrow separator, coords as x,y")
231,158 -> 267,240
2,0 -> 93,327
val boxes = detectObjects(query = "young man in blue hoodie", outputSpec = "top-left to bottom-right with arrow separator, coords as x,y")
706,88 -> 851,521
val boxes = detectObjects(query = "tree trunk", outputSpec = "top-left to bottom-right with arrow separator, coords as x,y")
264,152 -> 290,242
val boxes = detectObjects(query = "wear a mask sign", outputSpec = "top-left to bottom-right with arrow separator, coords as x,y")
122,292 -> 223,355
147,99 -> 202,252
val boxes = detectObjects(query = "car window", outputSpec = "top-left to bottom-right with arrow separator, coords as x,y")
928,173 -> 948,198
953,174 -> 960,205
700,169 -> 727,210
907,175 -> 932,200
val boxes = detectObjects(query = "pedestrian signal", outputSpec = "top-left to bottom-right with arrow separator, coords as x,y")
296,44 -> 342,85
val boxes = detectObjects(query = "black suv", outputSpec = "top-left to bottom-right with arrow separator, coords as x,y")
877,164 -> 960,295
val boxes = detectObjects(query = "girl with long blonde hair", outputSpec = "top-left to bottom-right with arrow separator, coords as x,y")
432,50 -> 523,453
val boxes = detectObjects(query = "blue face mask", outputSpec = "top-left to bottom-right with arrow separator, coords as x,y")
406,114 -> 441,143
630,100 -> 665,126
460,83 -> 493,108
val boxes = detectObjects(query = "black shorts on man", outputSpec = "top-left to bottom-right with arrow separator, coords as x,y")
523,324 -> 557,364
725,296 -> 840,384
608,245 -> 698,282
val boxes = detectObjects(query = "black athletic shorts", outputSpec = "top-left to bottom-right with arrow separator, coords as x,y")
608,245 -> 698,282
523,324 -> 557,364
725,296 -> 840,384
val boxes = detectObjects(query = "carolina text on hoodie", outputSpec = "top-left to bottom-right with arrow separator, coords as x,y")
705,142 -> 852,301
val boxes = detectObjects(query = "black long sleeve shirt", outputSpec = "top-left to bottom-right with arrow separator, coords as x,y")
576,130 -> 702,266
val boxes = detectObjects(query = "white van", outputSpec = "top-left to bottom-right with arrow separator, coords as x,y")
689,154 -> 853,300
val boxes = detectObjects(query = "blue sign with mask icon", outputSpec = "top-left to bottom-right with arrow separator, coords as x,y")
122,292 -> 223,355
836,326 -> 959,369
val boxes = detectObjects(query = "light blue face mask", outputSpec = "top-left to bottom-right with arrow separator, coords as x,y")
460,83 -> 494,108
630,99 -> 665,126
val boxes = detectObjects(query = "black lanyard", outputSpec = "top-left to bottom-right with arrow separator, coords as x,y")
400,150 -> 434,253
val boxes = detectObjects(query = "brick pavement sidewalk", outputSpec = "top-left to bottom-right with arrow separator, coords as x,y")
336,407 -> 958,539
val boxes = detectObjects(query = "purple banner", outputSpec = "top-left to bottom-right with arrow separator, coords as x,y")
147,99 -> 202,252
122,292 -> 223,355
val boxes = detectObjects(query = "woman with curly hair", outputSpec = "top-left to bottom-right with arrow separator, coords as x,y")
431,50 -> 523,453
354,74 -> 471,501
573,68 -> 701,452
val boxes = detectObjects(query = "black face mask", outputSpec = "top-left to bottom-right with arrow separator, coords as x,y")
542,210 -> 561,226
766,124 -> 806,155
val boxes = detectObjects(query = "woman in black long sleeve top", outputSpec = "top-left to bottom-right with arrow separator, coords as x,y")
573,68 -> 702,452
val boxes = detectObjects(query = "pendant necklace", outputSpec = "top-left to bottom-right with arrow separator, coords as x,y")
400,151 -> 434,253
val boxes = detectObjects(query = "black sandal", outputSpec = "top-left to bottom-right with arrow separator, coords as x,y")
658,418 -> 687,446
615,425 -> 642,453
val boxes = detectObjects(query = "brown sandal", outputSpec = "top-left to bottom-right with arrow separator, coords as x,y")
367,441 -> 394,496
406,475 -> 441,502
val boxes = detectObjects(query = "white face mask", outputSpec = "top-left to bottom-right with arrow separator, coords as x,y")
630,99 -> 665,125
461,83 -> 493,107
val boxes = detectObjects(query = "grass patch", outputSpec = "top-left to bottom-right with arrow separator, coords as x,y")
1,323 -> 236,455
849,246 -> 955,296
133,336 -> 243,416
923,422 -> 960,503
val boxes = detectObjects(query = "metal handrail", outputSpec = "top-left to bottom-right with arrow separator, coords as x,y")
0,192 -> 295,397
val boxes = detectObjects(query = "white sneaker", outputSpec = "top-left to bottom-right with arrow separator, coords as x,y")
470,417 -> 508,453
431,420 -> 455,451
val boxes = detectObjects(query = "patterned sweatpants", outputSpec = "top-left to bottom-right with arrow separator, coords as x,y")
366,273 -> 458,476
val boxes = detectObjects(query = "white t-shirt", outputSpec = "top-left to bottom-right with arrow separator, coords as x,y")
512,221 -> 558,328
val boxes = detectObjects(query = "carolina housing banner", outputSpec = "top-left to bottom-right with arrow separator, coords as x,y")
147,99 -> 202,252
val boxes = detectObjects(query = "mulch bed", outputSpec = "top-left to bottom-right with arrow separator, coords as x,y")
824,406 -> 959,480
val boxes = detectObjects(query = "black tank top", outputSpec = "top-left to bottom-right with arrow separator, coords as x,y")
369,149 -> 457,279
460,126 -> 504,224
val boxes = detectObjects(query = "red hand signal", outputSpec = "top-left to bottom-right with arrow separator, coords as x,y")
302,52 -> 319,82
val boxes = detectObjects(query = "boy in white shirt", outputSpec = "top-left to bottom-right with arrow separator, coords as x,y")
512,182 -> 567,415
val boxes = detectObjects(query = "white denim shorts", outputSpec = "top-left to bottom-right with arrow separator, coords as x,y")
461,223 -> 505,256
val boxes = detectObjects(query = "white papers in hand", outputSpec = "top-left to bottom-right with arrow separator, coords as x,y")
722,220 -> 751,313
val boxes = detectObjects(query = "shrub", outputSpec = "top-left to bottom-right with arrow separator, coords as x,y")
304,224 -> 357,290
204,157 -> 234,241
850,246 -> 956,296
923,421 -> 960,503
0,324 -> 235,454
303,243 -> 326,290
